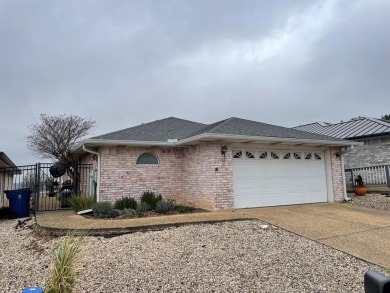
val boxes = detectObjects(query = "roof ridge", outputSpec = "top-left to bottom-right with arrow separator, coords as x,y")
206,117 -> 236,133
92,117 -> 195,139
364,117 -> 390,127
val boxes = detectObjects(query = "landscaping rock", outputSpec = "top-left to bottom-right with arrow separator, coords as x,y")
347,193 -> 390,211
0,219 -> 388,292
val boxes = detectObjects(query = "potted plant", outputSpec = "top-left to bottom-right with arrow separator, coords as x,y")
354,175 -> 367,196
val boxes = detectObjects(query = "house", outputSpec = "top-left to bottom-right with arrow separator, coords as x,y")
71,117 -> 358,211
292,117 -> 390,169
0,152 -> 18,208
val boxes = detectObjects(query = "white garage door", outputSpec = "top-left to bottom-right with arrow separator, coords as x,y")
233,149 -> 328,208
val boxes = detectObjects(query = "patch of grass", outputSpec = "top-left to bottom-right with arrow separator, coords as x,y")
113,197 -> 138,210
68,196 -> 95,212
46,233 -> 84,293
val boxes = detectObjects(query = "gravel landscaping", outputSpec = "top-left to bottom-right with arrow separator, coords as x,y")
346,193 -> 390,211
1,219 -> 389,293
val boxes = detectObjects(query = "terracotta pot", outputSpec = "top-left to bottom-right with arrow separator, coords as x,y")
354,185 -> 367,196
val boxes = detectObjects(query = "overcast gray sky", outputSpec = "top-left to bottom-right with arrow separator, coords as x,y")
1,0 -> 390,165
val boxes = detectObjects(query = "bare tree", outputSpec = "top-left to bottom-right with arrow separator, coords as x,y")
26,114 -> 96,166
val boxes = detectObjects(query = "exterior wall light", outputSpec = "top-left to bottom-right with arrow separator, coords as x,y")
221,145 -> 228,156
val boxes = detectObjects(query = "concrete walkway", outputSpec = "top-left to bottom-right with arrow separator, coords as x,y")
35,203 -> 390,269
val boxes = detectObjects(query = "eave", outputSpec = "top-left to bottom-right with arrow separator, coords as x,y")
71,133 -> 361,156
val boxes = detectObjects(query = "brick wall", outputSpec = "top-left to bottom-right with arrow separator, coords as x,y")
181,142 -> 233,211
330,147 -> 344,202
343,144 -> 390,168
85,143 -> 234,211
98,146 -> 184,203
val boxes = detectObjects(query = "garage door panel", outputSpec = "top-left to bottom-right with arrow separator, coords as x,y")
233,150 -> 328,208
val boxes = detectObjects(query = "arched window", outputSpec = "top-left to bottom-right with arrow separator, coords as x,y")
136,153 -> 159,164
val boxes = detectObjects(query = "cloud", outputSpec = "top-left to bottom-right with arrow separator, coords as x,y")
0,0 -> 389,164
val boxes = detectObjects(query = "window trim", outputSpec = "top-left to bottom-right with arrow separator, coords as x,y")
136,152 -> 159,165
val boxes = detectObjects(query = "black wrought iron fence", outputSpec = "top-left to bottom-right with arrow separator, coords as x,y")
0,163 -> 94,212
345,165 -> 390,188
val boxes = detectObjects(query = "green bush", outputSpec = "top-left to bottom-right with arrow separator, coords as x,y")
140,191 -> 162,209
114,197 -> 138,210
136,202 -> 152,213
174,205 -> 194,213
119,208 -> 138,218
68,196 -> 95,212
92,202 -> 119,218
155,200 -> 175,214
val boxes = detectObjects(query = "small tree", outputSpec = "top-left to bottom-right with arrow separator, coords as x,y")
26,114 -> 96,166
381,114 -> 390,121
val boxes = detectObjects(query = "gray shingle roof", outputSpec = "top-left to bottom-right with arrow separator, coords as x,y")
293,117 -> 390,139
92,117 -> 206,141
92,117 -> 345,142
187,117 -> 345,141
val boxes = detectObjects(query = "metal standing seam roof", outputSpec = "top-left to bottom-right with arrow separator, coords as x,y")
90,116 -> 347,143
292,117 -> 390,139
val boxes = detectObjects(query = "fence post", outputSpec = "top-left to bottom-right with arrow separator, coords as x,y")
385,165 -> 390,188
34,163 -> 40,213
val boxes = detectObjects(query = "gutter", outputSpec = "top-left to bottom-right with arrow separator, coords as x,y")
72,133 -> 362,152
82,145 -> 101,202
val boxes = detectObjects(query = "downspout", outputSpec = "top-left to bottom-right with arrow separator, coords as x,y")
82,145 -> 100,202
340,146 -> 354,202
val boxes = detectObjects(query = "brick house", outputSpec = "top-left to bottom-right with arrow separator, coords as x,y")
293,117 -> 390,169
71,117 -> 358,211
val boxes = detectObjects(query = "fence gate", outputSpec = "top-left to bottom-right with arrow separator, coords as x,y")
0,163 -> 94,212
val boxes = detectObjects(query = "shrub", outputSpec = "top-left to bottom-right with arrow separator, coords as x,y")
91,202 -> 119,218
46,233 -> 84,293
119,208 -> 138,218
136,202 -> 152,213
68,196 -> 95,212
140,191 -> 162,209
155,200 -> 175,214
114,197 -> 138,210
175,205 -> 194,213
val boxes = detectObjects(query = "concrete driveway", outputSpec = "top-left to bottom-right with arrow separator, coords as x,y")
239,203 -> 390,269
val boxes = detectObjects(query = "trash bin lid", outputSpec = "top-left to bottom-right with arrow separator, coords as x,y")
22,287 -> 44,293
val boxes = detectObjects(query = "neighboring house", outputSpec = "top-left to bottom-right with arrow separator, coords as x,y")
293,117 -> 390,169
71,117 -> 357,211
0,152 -> 18,208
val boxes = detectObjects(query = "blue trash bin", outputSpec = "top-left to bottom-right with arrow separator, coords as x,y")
4,188 -> 31,218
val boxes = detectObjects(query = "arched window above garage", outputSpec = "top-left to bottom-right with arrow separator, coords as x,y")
136,153 -> 159,164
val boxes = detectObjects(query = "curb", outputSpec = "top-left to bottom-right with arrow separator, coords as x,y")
32,217 -> 256,237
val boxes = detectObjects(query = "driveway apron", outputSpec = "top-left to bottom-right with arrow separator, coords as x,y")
239,203 -> 390,269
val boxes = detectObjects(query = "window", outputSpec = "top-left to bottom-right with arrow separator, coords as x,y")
305,153 -> 312,160
233,151 -> 242,158
283,152 -> 291,160
259,152 -> 268,159
136,153 -> 159,164
246,151 -> 255,159
271,152 -> 279,159
314,153 -> 322,160
294,153 -> 301,159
